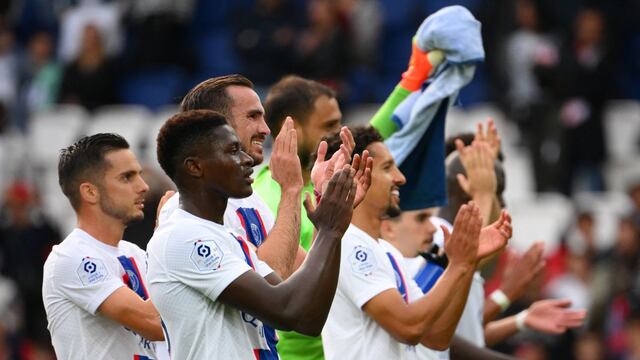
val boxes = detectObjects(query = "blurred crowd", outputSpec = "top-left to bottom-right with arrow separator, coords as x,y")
0,0 -> 638,359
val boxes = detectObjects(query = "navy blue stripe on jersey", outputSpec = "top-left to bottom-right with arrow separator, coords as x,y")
235,207 -> 268,247
230,232 -> 279,359
386,252 -> 409,303
118,256 -> 149,300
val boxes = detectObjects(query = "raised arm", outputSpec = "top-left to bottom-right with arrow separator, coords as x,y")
362,203 -> 481,350
370,38 -> 444,139
485,299 -> 587,346
484,242 -> 545,324
255,117 -> 303,279
218,166 -> 356,336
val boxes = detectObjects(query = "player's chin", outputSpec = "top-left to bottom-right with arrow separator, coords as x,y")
232,186 -> 253,199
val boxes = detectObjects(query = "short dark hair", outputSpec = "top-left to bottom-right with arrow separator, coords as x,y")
318,126 -> 383,163
180,74 -> 254,117
58,133 -> 130,210
156,110 -> 228,184
264,75 -> 336,135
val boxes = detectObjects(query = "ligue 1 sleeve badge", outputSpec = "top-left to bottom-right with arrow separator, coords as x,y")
349,246 -> 376,277
190,239 -> 224,272
77,257 -> 108,286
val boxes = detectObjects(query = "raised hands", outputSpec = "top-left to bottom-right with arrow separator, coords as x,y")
311,127 -> 354,194
455,139 -> 497,198
477,210 -> 512,260
311,127 -> 372,209
442,202 -> 482,268
271,117 -> 303,192
304,165 -> 357,235
500,242 -> 545,301
524,299 -> 587,334
473,118 -> 501,161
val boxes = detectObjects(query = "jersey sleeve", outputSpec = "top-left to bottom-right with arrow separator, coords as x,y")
52,252 -> 125,315
340,241 -> 396,309
164,230 -> 253,301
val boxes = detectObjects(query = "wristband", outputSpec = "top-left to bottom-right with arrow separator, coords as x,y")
489,289 -> 511,312
515,310 -> 529,331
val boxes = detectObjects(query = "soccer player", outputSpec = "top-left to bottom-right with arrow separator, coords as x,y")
147,110 -> 357,359
159,75 -> 306,279
319,126 -> 513,359
42,133 -> 165,359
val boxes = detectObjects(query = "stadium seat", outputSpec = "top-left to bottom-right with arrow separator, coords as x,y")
119,67 -> 186,111
508,193 -> 574,254
84,105 -> 152,155
604,99 -> 640,163
142,106 -> 179,169
195,30 -> 240,76
573,191 -> 634,250
27,104 -> 88,168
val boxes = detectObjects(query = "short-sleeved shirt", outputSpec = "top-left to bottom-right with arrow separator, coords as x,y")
42,228 -> 160,359
322,225 -> 424,360
252,166 -> 323,360
158,192 -> 276,250
146,209 -> 275,359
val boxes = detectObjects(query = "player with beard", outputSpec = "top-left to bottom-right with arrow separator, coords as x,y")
318,127 -> 513,359
42,133 -> 166,359
146,110 -> 357,359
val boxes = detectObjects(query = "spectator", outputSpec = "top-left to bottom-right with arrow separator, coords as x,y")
58,23 -> 120,111
556,8 -> 614,195
335,0 -> 382,69
126,0 -> 195,71
590,217 -> 640,357
294,0 -> 349,92
502,0 -> 560,192
233,0 -> 298,88
0,181 -> 60,355
0,20 -> 16,130
628,181 -> 640,230
16,31 -> 62,131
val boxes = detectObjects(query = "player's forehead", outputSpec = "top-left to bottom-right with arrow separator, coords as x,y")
367,142 -> 393,166
103,149 -> 142,174
228,86 -> 263,114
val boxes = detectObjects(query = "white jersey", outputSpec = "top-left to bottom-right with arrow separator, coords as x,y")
322,225 -> 424,360
158,192 -> 275,249
430,217 -> 485,359
146,208 -> 275,359
42,228 -> 160,360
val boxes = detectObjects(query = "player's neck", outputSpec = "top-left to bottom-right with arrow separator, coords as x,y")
76,211 -> 125,247
180,192 -> 227,225
352,205 -> 382,240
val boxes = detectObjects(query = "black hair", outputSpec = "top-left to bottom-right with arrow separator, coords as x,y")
180,74 -> 254,117
264,75 -> 336,135
156,110 -> 229,183
58,133 -> 129,210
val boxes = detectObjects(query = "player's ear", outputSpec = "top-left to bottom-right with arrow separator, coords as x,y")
79,182 -> 99,205
184,157 -> 203,178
